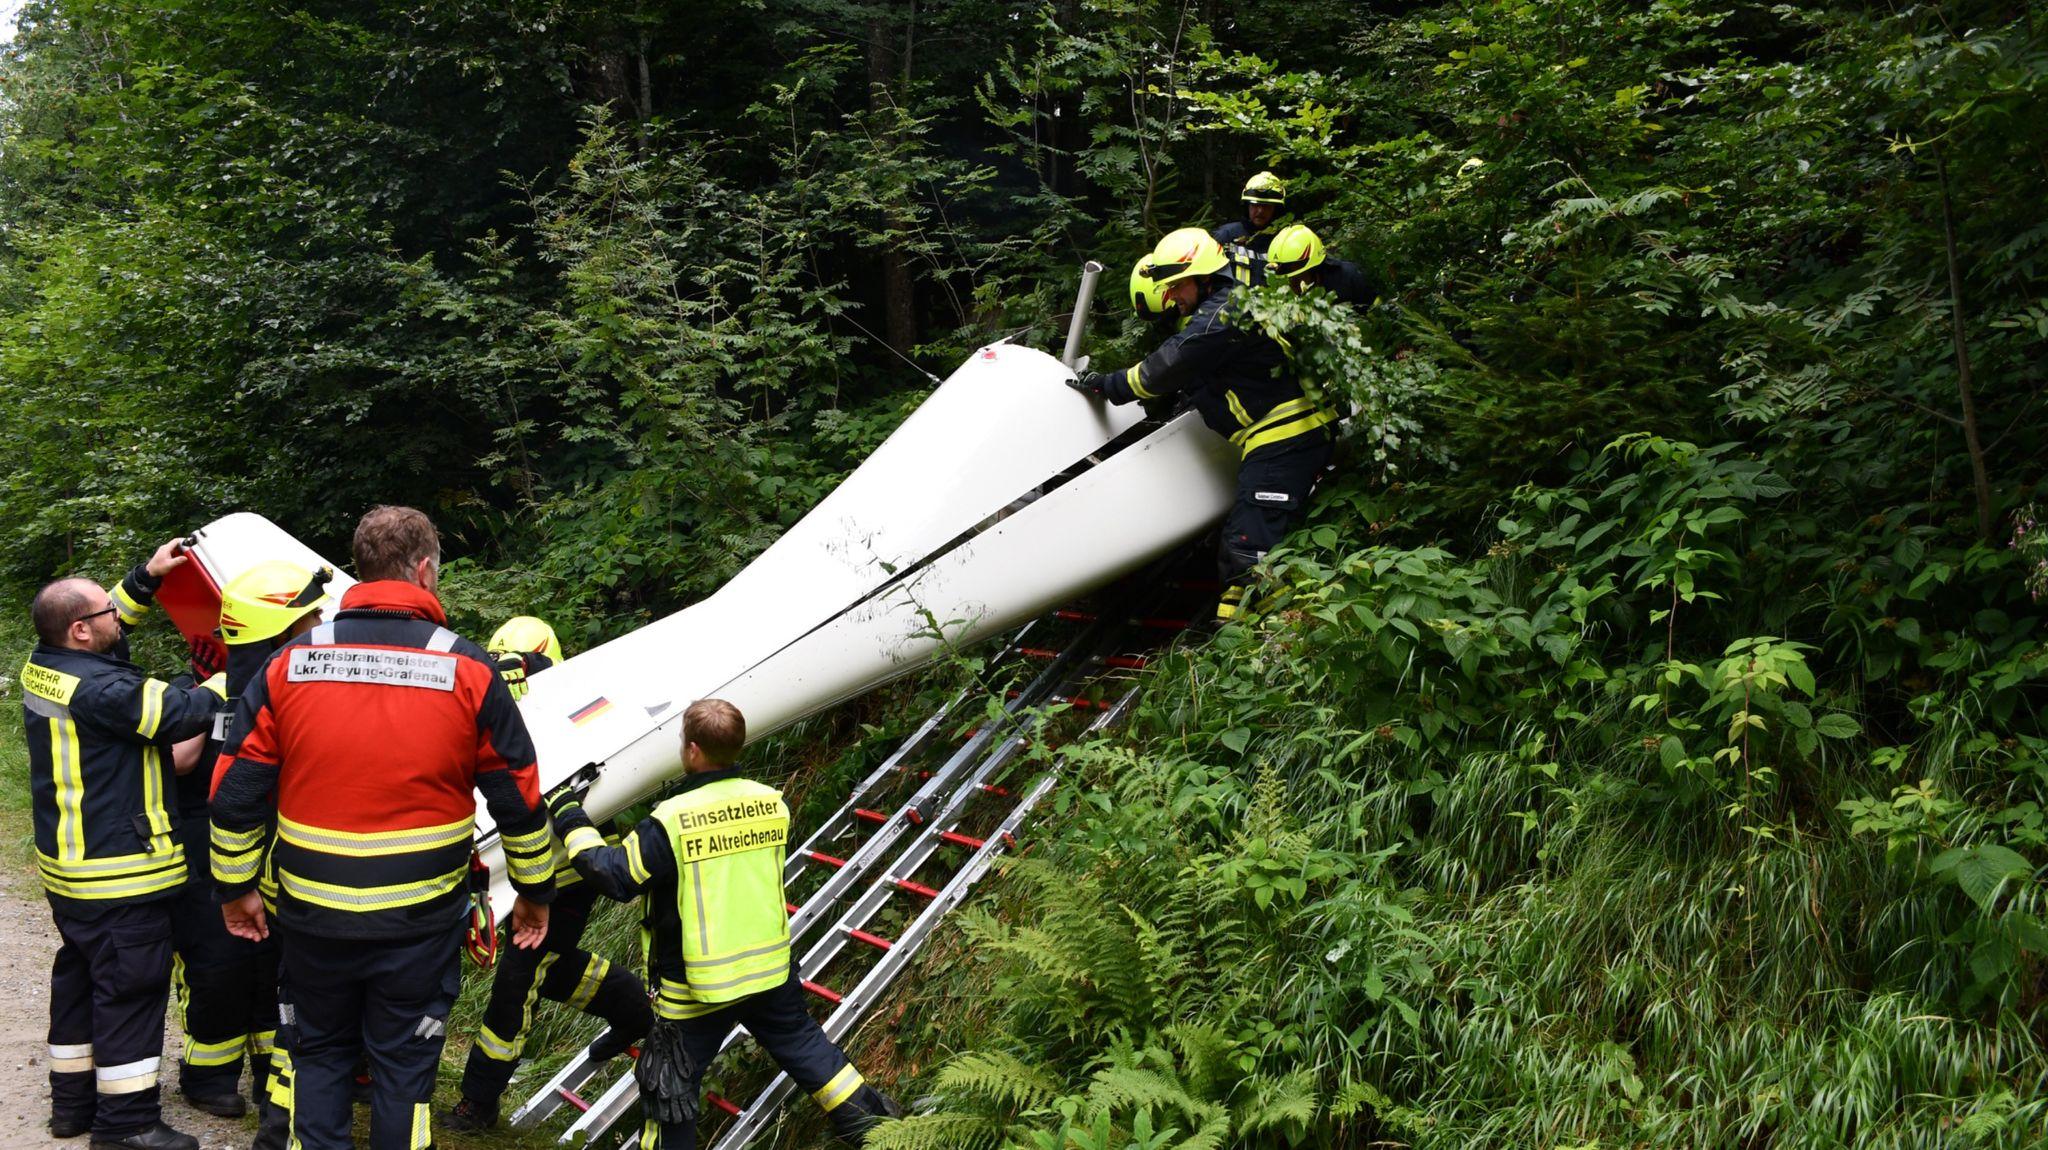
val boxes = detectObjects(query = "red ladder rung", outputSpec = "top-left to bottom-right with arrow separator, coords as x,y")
938,830 -> 985,850
846,927 -> 895,951
1019,647 -> 1061,660
893,876 -> 941,898
785,901 -> 799,914
556,1087 -> 591,1112
1136,617 -> 1190,631
853,807 -> 888,824
803,979 -> 844,1004
1102,654 -> 1149,670
1054,609 -> 1095,623
977,782 -> 1011,798
706,1091 -> 742,1117
807,850 -> 848,868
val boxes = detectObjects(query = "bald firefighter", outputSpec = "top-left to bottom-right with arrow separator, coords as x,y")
24,540 -> 224,1150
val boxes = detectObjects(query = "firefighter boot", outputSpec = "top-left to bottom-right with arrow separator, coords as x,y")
584,967 -> 654,1062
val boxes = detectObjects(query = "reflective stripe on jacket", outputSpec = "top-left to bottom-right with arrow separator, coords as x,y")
1099,279 -> 1335,458
209,580 -> 558,939
21,568 -> 221,915
561,768 -> 792,1018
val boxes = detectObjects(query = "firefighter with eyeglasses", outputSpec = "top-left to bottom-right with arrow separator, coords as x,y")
24,540 -> 225,1150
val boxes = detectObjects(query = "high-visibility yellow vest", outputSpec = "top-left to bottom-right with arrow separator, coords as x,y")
652,777 -> 791,1016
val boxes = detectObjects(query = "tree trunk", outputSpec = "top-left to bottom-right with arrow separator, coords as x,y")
635,32 -> 653,153
867,10 -> 917,355
1935,145 -> 1996,541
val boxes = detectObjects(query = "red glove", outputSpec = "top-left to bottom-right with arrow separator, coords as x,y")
188,635 -> 227,681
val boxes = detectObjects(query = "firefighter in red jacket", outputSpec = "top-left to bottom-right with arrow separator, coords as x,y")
210,505 -> 561,1150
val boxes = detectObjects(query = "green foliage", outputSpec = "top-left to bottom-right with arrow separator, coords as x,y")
7,1 -> 2048,1148
1232,281 -> 1430,477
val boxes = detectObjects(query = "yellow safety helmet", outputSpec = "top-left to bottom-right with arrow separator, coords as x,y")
218,561 -> 332,647
488,616 -> 563,664
1143,228 -> 1231,287
1129,255 -> 1172,319
1241,170 -> 1287,205
1266,224 -> 1327,279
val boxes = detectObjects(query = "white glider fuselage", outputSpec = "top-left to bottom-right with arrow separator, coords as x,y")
173,341 -> 1240,913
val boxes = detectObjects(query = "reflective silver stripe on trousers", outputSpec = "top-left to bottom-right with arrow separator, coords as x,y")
96,1057 -> 160,1093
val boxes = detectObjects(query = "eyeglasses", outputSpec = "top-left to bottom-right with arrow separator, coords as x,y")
73,604 -> 119,626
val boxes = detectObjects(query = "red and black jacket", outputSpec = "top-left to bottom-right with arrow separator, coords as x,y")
210,580 -> 559,940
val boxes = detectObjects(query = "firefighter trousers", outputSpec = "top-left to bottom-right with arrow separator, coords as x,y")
458,881 -> 651,1106
642,969 -> 891,1149
170,813 -> 278,1102
280,923 -> 461,1150
249,969 -> 296,1150
1216,429 -> 1333,620
47,900 -> 176,1137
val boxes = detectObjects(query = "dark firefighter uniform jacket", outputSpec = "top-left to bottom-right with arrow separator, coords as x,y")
1100,278 -> 1335,458
555,767 -> 793,1020
1310,258 -> 1374,309
209,580 -> 560,940
1213,217 -> 1283,284
21,566 -> 222,916
1212,218 -> 1274,255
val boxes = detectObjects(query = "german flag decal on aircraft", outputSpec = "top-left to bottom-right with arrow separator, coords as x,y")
569,697 -> 613,726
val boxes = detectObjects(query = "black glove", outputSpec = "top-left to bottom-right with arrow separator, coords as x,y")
1067,371 -> 1110,398
636,1020 -> 700,1125
544,778 -> 590,829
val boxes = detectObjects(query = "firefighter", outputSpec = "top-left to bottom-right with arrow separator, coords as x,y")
1265,224 -> 1373,309
210,505 -> 561,1150
1211,170 -> 1289,280
550,700 -> 900,1149
1070,228 -> 1337,623
1130,254 -> 1176,328
485,614 -> 562,701
23,540 -> 224,1150
189,562 -> 334,1149
444,616 -> 653,1133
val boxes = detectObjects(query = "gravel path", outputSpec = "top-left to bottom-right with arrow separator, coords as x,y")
0,880 -> 251,1150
